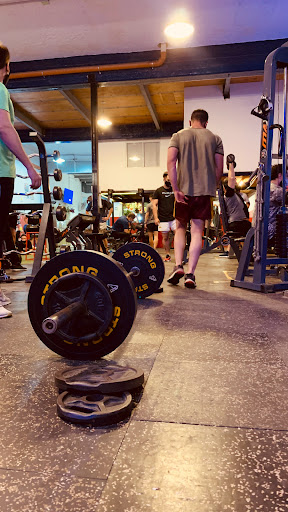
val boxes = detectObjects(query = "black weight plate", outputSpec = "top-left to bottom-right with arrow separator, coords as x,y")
113,242 -> 165,298
57,390 -> 133,426
28,251 -> 137,360
43,272 -> 113,344
55,362 -> 144,393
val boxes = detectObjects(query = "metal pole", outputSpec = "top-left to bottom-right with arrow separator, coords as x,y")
89,74 -> 100,232
282,66 -> 287,210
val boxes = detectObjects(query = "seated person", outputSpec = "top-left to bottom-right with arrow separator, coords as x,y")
220,155 -> 251,256
266,163 -> 288,247
16,233 -> 32,252
223,156 -> 251,236
112,213 -> 136,237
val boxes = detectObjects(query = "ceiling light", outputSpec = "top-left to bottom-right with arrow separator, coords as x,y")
164,22 -> 194,39
97,118 -> 112,128
129,156 -> 141,162
53,157 -> 65,164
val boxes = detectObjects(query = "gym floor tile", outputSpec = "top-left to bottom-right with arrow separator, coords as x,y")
0,469 -> 105,512
152,300 -> 288,335
156,330 -> 281,364
133,359 -> 288,429
96,421 -> 288,512
0,368 -> 130,479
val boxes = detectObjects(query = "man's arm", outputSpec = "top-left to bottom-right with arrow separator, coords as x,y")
152,198 -> 159,225
227,162 -> 236,189
214,153 -> 224,186
0,109 -> 41,189
167,146 -> 186,203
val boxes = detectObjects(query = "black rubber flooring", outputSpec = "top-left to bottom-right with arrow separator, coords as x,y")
0,252 -> 288,511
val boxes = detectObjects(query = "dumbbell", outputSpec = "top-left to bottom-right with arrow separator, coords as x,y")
226,154 -> 237,170
53,186 -> 63,200
56,205 -> 67,221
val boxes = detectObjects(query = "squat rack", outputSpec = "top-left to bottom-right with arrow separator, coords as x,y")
231,41 -> 288,292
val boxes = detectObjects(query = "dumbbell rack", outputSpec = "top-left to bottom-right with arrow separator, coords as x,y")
25,132 -> 56,283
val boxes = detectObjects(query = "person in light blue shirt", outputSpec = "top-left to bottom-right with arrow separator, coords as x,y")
0,42 -> 41,318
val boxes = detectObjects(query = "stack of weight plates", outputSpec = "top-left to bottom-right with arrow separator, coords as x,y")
55,361 -> 144,426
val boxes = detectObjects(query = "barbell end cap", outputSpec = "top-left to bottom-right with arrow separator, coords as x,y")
129,266 -> 140,277
42,318 -> 58,334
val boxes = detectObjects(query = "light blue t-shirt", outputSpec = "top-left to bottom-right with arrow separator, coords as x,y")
0,82 -> 16,178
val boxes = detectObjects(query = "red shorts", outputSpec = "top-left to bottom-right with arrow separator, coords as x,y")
175,195 -> 213,224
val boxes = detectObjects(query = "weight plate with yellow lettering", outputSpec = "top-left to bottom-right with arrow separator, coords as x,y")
28,251 -> 137,360
113,242 -> 165,299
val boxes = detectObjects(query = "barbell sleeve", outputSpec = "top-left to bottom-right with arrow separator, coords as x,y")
42,301 -> 86,334
128,266 -> 140,277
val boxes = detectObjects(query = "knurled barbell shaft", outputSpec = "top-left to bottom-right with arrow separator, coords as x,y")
42,301 -> 86,334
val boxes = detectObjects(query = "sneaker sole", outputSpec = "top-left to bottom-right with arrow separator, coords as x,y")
0,312 -> 12,318
184,280 -> 196,289
0,300 -> 11,306
167,272 -> 184,285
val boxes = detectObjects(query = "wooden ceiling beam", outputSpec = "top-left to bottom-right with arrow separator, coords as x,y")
139,84 -> 160,130
59,90 -> 91,123
13,102 -> 45,136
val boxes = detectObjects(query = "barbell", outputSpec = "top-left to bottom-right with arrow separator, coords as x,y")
28,242 -> 164,360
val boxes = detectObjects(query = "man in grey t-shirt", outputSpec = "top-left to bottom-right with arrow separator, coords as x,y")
167,109 -> 224,288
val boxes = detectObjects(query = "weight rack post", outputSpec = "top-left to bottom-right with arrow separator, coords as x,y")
26,132 -> 56,283
89,75 -> 101,241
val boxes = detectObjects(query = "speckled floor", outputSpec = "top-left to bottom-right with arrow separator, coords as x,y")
1,252 -> 288,512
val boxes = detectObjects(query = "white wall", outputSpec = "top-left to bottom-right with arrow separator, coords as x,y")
98,138 -> 171,192
184,82 -> 284,172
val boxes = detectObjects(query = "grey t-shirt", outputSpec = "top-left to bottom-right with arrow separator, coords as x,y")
145,202 -> 155,225
224,186 -> 248,223
169,127 -> 224,197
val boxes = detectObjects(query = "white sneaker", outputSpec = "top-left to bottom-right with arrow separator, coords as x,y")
0,292 -> 11,306
0,305 -> 12,318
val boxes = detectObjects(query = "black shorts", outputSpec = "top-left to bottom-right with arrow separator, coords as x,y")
146,222 -> 158,232
175,195 -> 213,224
228,220 -> 251,237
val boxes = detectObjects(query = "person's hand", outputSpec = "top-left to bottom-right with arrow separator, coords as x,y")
27,167 -> 42,189
155,217 -> 160,225
174,190 -> 187,203
102,216 -> 108,221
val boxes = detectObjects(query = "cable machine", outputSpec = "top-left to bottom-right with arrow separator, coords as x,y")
231,41 -> 288,292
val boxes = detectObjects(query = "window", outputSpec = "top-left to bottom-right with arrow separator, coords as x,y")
127,142 -> 160,167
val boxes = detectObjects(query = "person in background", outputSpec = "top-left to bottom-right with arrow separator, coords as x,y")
0,42 -> 41,318
167,108 -> 224,288
152,172 -> 176,262
99,196 -> 113,250
112,212 -> 136,233
220,154 -> 251,257
267,163 -> 288,247
85,195 -> 92,215
16,233 -> 32,253
145,195 -> 158,249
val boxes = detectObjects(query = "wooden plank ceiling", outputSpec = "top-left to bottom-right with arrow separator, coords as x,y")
11,76 -> 264,134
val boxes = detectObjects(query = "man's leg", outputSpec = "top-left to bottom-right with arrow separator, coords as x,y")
153,230 -> 158,250
174,220 -> 187,266
187,219 -> 205,275
148,231 -> 154,248
162,232 -> 170,254
0,178 -> 14,258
